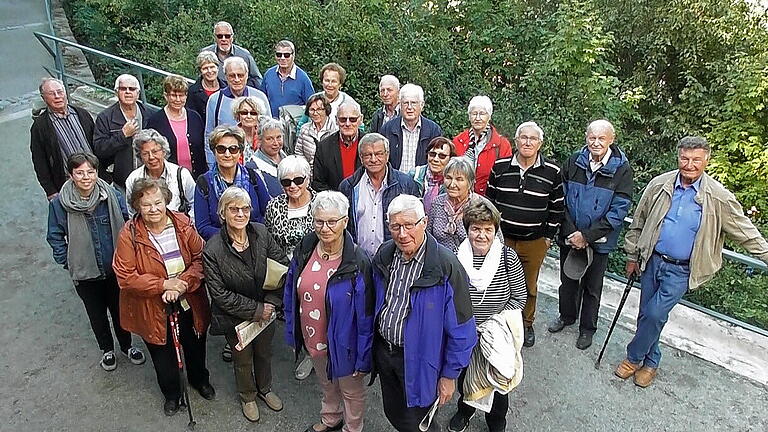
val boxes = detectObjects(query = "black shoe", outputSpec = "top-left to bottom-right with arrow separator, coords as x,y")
488,420 -> 507,432
448,411 -> 473,432
576,333 -> 593,350
305,421 -> 344,432
163,398 -> 180,416
547,316 -> 574,333
523,326 -> 535,347
195,382 -> 216,400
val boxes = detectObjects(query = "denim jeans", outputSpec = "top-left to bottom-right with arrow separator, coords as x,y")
626,253 -> 690,368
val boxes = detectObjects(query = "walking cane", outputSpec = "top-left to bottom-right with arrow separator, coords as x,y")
594,273 -> 638,369
168,301 -> 196,430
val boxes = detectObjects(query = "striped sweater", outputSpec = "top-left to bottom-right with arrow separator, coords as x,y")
486,153 -> 565,240
467,247 -> 527,324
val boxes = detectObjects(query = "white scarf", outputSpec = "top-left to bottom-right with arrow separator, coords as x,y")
457,238 -> 503,293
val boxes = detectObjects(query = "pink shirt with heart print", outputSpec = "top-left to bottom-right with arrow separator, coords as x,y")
298,248 -> 341,357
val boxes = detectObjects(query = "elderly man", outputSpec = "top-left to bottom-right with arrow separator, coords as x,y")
260,40 -> 315,118
311,101 -> 365,192
380,83 -> 443,173
31,78 -> 102,200
486,121 -> 564,347
205,56 -> 271,169
372,194 -> 476,432
201,21 -> 263,88
94,74 -> 154,192
368,75 -> 400,133
339,133 -> 421,257
615,136 -> 768,387
548,120 -> 634,350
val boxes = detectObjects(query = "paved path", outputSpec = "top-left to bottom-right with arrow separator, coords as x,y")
0,0 -> 53,100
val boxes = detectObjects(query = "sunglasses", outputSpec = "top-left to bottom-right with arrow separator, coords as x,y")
238,110 -> 259,117
428,151 -> 449,160
118,86 -> 138,92
280,176 -> 306,187
215,145 -> 242,154
275,52 -> 293,58
337,116 -> 359,124
216,34 -> 232,39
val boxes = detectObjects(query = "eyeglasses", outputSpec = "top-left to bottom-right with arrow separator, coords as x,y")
308,108 -> 325,114
587,137 -> 608,144
140,148 -> 164,159
44,89 -> 66,96
215,145 -> 242,155
314,216 -> 347,229
118,86 -> 138,92
428,151 -> 449,160
71,169 -> 97,179
227,205 -> 251,215
216,33 -> 232,39
226,73 -> 245,80
470,111 -> 489,118
679,157 -> 706,166
401,101 -> 421,108
388,216 -> 425,233
337,116 -> 359,124
275,52 -> 293,58
280,176 -> 306,187
517,135 -> 540,143
237,110 -> 259,117
361,150 -> 387,160
165,92 -> 186,99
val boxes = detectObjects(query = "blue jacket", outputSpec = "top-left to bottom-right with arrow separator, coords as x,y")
372,234 -> 477,408
260,65 -> 316,118
380,115 -> 444,170
338,165 -> 421,243
560,145 -> 634,254
47,188 -> 129,280
193,166 -> 270,240
284,232 -> 375,379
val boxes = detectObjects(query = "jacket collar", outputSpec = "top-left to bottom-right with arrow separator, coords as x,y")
296,231 -> 360,278
130,211 -> 190,247
373,233 -> 445,289
219,222 -> 261,256
574,144 -> 628,176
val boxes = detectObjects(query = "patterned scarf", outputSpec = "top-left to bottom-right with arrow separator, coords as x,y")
212,163 -> 251,198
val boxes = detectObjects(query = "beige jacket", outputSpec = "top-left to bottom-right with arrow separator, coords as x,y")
625,170 -> 768,290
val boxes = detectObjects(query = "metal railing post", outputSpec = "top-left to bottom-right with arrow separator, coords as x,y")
136,70 -> 147,105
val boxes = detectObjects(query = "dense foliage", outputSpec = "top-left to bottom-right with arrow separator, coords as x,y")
64,0 -> 768,328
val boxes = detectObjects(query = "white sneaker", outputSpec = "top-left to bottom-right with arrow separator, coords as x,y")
295,355 -> 313,380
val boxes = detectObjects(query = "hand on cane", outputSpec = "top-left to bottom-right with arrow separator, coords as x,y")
626,260 -> 639,279
162,278 -> 188,303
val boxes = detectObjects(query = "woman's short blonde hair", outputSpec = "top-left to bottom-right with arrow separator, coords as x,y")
163,74 -> 188,94
231,96 -> 267,119
217,186 -> 252,222
208,125 -> 246,151
462,195 -> 501,231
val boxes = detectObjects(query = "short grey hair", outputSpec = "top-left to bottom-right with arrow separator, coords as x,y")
677,136 -> 711,158
586,119 -> 615,137
39,77 -> 64,95
387,194 -> 425,220
275,40 -> 295,53
223,56 -> 248,76
311,191 -> 349,218
515,121 -> 544,141
277,155 -> 311,180
444,156 -> 476,190
217,186 -> 251,222
196,51 -> 220,70
114,74 -> 139,92
379,75 -> 400,90
337,100 -> 362,117
399,83 -> 425,104
208,124 -> 245,150
231,96 -> 267,119
359,133 -> 389,154
133,128 -> 170,160
258,118 -> 284,139
213,21 -> 233,34
467,95 -> 493,117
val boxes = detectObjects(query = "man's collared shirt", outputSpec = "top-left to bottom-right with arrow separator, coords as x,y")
510,152 -> 541,176
382,104 -> 400,126
654,174 -> 703,261
378,239 -> 428,346
400,118 -> 422,173
356,170 -> 388,257
589,147 -> 612,173
278,64 -> 298,82
48,106 -> 92,165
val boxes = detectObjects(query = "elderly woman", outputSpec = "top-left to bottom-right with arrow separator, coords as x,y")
319,63 -> 357,122
187,51 -> 225,124
232,96 -> 267,165
203,187 -> 289,422
284,191 -> 373,432
251,118 -> 288,197
194,125 -> 270,241
427,156 -> 476,254
452,96 -> 512,196
113,177 -> 213,416
411,136 -> 456,214
295,93 -> 337,174
47,152 -> 145,371
447,196 -> 526,432
264,155 -> 316,257
126,129 -> 196,219
147,75 -> 207,178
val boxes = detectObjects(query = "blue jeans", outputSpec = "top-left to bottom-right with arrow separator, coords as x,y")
626,253 -> 690,368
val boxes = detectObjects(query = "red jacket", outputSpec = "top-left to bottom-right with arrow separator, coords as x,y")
453,126 -> 512,195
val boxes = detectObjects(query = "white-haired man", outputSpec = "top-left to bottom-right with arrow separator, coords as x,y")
311,101 -> 365,192
369,75 -> 400,133
201,21 -> 263,88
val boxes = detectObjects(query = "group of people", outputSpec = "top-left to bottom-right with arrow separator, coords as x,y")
30,19 -> 768,432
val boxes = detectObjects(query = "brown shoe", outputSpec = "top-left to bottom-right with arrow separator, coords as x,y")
242,401 -> 259,422
614,359 -> 642,379
258,391 -> 283,412
633,366 -> 658,387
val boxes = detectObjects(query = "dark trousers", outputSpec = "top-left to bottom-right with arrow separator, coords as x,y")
74,274 -> 132,353
374,337 -> 439,432
455,369 -> 508,430
144,309 -> 210,401
224,322 -> 275,403
558,246 -> 610,335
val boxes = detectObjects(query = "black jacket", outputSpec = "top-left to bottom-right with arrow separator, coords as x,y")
93,102 -> 154,188
30,105 -> 100,196
311,131 -> 364,192
186,76 -> 226,125
146,108 -> 208,179
369,107 -> 385,134
203,222 -> 289,335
